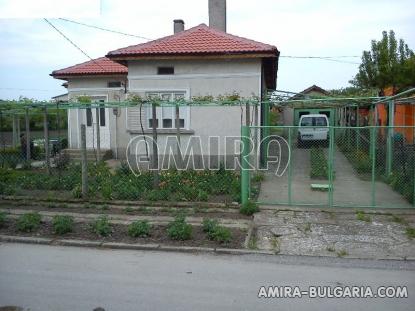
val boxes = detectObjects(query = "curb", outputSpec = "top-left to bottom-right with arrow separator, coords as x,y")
0,234 -> 272,256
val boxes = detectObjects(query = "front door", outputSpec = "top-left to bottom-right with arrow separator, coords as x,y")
85,99 -> 111,149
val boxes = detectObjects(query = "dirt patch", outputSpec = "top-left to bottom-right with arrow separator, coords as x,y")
0,202 -> 249,220
0,218 -> 246,249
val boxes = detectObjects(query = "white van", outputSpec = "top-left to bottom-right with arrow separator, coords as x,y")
297,114 -> 329,147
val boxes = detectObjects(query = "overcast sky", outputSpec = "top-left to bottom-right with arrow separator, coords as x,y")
0,0 -> 414,100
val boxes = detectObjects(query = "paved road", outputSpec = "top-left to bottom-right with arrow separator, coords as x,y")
0,243 -> 414,311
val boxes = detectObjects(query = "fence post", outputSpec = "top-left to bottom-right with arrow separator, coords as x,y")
95,107 -> 101,161
12,113 -> 17,148
386,100 -> 394,176
43,106 -> 50,174
288,127 -> 292,205
370,126 -> 376,207
25,108 -> 30,161
261,101 -> 270,167
241,125 -> 250,206
356,106 -> 360,151
328,126 -> 335,207
80,124 -> 88,199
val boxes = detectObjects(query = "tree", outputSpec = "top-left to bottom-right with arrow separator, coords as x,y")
350,30 -> 415,91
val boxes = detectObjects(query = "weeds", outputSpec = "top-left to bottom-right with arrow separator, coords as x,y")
406,227 -> 415,239
128,220 -> 151,238
17,212 -> 41,232
356,211 -> 371,222
0,211 -> 6,228
52,215 -> 74,235
167,214 -> 192,240
240,200 -> 259,216
336,249 -> 348,257
90,216 -> 112,237
202,218 -> 232,243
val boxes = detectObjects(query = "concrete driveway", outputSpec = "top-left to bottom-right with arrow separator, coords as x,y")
257,144 -> 412,208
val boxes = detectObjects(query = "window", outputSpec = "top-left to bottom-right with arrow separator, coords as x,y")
86,108 -> 92,127
108,81 -> 122,88
157,67 -> 174,75
146,92 -> 188,129
99,106 -> 106,126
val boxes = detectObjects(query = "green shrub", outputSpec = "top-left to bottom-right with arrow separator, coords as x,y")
52,215 -> 74,235
0,211 -> 6,227
72,184 -> 82,198
252,173 -> 265,182
239,200 -> 259,215
211,226 -> 232,243
128,220 -> 151,237
90,216 -> 112,237
197,190 -> 209,201
167,214 -> 192,240
202,218 -> 232,243
0,181 -> 16,195
202,218 -> 219,235
17,212 -> 41,232
146,189 -> 170,201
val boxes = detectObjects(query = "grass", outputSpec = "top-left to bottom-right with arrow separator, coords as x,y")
336,249 -> 348,257
390,215 -> 408,225
240,200 -> 259,216
248,236 -> 258,250
0,211 -> 6,228
326,245 -> 335,252
124,207 -> 134,214
303,222 -> 312,233
406,227 -> 415,239
270,237 -> 280,253
356,211 -> 371,222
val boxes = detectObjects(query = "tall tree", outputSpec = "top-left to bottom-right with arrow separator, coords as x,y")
350,30 -> 415,91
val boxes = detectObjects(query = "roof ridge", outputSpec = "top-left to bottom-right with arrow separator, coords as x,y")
107,23 -> 278,57
107,23 -> 209,56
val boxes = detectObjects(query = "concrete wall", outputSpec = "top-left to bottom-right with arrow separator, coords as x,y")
65,59 -> 263,168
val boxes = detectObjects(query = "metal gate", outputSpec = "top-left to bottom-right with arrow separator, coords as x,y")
241,125 -> 415,209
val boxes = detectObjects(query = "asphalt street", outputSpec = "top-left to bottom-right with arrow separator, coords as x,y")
0,243 -> 414,311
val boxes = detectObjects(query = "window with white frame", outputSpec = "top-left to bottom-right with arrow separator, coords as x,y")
146,92 -> 189,129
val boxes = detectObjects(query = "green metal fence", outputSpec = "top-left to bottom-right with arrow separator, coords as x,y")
241,125 -> 415,209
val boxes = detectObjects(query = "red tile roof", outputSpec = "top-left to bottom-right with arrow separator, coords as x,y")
107,24 -> 278,58
51,57 -> 127,77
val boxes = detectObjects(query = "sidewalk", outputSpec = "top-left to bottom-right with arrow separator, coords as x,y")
253,208 -> 415,260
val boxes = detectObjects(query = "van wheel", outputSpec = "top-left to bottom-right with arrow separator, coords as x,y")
297,138 -> 303,148
323,139 -> 329,148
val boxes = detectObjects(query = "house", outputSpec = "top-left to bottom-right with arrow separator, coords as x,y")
51,0 -> 280,167
282,85 -> 335,126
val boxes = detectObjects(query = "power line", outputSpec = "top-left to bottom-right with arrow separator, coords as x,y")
43,18 -> 107,71
280,55 -> 360,64
59,18 -> 152,41
53,18 -> 361,64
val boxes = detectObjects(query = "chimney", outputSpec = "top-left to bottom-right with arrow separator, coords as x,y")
209,0 -> 226,32
173,19 -> 185,34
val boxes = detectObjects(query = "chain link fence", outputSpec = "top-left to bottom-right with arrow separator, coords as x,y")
243,125 -> 415,208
